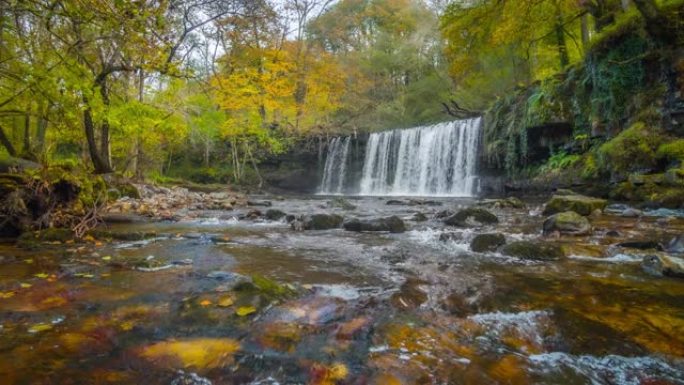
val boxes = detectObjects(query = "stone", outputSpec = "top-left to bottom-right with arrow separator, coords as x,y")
470,233 -> 506,252
543,194 -> 607,216
478,197 -> 526,209
439,232 -> 463,242
604,204 -> 642,217
542,211 -> 592,235
170,371 -> 212,385
328,197 -> 356,210
390,278 -> 428,309
343,216 -> 406,233
412,212 -> 428,222
444,208 -> 498,227
501,241 -> 564,261
641,255 -> 684,278
617,240 -> 663,251
247,200 -> 272,207
300,214 -> 343,230
265,209 -> 286,220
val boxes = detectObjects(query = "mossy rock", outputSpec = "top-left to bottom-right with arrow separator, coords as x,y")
502,241 -> 565,261
328,197 -> 357,210
265,209 -> 287,220
343,216 -> 406,233
16,228 -> 74,248
444,208 -> 498,227
470,233 -> 506,252
302,214 -> 343,230
543,194 -> 607,216
542,211 -> 592,235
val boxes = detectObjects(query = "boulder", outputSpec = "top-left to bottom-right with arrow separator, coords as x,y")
343,216 -> 406,233
265,209 -> 286,220
327,197 -> 356,210
444,208 -> 498,227
247,200 -> 272,207
542,211 -> 592,235
543,194 -> 607,216
642,255 -> 684,278
478,197 -> 526,209
604,204 -> 642,217
470,233 -> 506,252
501,241 -> 564,261
412,212 -> 428,222
300,214 -> 343,230
439,232 -> 463,242
617,240 -> 663,251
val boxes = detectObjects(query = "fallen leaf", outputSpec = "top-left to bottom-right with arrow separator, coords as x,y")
138,338 -> 240,369
217,296 -> 234,307
34,273 -> 49,279
24,258 -> 34,264
199,300 -> 212,307
236,306 -> 257,316
102,256 -> 112,261
19,283 -> 32,288
0,291 -> 15,299
28,323 -> 53,333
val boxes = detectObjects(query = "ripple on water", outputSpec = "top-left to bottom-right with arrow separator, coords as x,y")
529,352 -> 684,385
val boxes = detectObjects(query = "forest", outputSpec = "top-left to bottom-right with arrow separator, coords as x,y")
1,1 -> 684,384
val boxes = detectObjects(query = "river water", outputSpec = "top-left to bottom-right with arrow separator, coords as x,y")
1,196 -> 683,384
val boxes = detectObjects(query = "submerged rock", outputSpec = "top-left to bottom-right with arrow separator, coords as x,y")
439,232 -> 463,242
412,212 -> 428,222
543,194 -> 607,216
470,233 -> 506,252
170,371 -> 212,385
542,211 -> 592,235
328,197 -> 356,210
391,278 -> 428,309
604,204 -> 643,217
299,214 -> 344,230
343,216 -> 406,233
502,241 -> 564,261
642,255 -> 684,278
617,240 -> 663,251
247,200 -> 272,207
444,208 -> 498,227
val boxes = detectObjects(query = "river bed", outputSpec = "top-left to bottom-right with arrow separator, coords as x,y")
1,195 -> 683,384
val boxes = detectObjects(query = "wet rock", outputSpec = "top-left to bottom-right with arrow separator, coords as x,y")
247,200 -> 272,207
617,240 -> 663,251
542,194 -> 607,216
478,197 -> 526,209
470,233 -> 506,252
442,293 -> 474,316
641,255 -> 684,278
386,199 -> 407,205
435,209 -> 454,219
265,209 -> 286,220
206,271 -> 252,289
542,211 -> 592,236
502,241 -> 564,261
343,216 -> 406,233
299,214 -> 343,230
391,278 -> 428,309
412,212 -> 428,222
604,204 -> 642,217
170,371 -> 212,385
285,214 -> 296,223
665,235 -> 684,254
245,209 -> 262,219
444,207 -> 498,227
328,197 -> 356,210
439,232 -> 463,242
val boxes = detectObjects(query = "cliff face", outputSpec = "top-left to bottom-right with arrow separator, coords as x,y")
478,8 -> 684,206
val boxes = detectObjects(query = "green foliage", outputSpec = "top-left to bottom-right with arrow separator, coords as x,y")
657,139 -> 684,164
598,122 -> 666,173
540,151 -> 581,173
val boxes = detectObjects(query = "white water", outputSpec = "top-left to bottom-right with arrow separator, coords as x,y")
318,136 -> 351,194
319,118 -> 481,196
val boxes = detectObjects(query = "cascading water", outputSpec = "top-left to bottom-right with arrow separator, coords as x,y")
319,118 -> 481,196
318,136 -> 351,194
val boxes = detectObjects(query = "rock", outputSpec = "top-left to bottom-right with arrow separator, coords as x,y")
435,209 -> 455,219
391,278 -> 428,309
343,216 -> 406,233
617,240 -> 663,251
247,200 -> 272,207
642,255 -> 684,278
478,197 -> 526,209
412,212 -> 428,222
328,197 -> 356,210
501,241 -> 564,261
170,370 -> 212,385
444,208 -> 498,227
300,214 -> 343,230
554,188 -> 577,196
470,233 -> 506,252
439,232 -> 463,242
386,200 -> 407,205
543,194 -> 607,216
442,293 -> 474,316
666,235 -> 684,254
604,204 -> 642,217
265,209 -> 286,220
542,211 -> 592,236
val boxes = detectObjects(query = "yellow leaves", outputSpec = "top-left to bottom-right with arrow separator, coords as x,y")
236,306 -> 257,317
138,338 -> 240,369
102,255 -> 112,261
28,323 -> 53,333
0,291 -> 16,299
19,283 -> 32,289
199,299 -> 212,307
217,295 -> 234,308
39,295 -> 67,308
34,273 -> 49,279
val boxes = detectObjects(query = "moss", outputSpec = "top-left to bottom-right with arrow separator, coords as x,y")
657,139 -> 684,164
543,194 -> 607,216
501,241 -> 564,261
16,228 -> 74,248
598,122 -> 666,173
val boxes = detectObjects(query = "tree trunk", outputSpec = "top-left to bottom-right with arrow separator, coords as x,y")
0,124 -> 17,156
83,104 -> 112,174
36,102 -> 48,155
22,110 -> 31,155
555,7 -> 569,69
581,14 -> 590,50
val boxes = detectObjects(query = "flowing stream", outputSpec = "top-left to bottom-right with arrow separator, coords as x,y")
1,196 -> 684,384
320,118 -> 481,196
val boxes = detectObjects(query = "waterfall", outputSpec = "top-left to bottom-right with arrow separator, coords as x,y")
318,136 -> 351,194
318,118 -> 481,196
